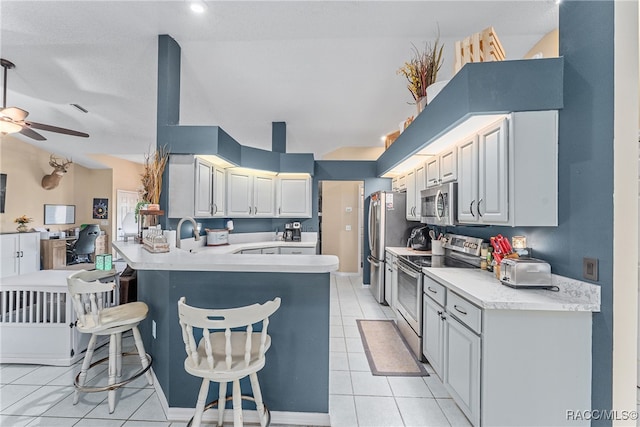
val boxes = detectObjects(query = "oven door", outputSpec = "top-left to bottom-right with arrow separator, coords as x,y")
396,259 -> 423,335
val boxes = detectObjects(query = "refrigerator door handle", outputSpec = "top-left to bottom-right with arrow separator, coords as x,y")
367,255 -> 380,267
368,199 -> 375,252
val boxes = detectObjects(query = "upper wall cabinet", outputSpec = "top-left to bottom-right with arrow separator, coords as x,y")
226,168 -> 276,218
457,111 -> 558,226
426,147 -> 457,188
277,175 -> 312,218
406,164 -> 425,221
168,155 -> 226,218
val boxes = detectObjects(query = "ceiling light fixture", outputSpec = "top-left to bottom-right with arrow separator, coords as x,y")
190,0 -> 207,14
0,119 -> 21,135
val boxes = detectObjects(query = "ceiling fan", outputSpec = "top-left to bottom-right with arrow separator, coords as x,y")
0,58 -> 89,141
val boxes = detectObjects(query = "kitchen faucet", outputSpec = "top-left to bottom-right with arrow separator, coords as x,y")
176,216 -> 200,249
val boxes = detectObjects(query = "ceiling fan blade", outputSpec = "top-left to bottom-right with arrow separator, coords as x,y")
19,126 -> 46,141
1,107 -> 28,121
26,121 -> 89,138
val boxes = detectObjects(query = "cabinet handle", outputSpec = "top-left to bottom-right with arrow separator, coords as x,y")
16,251 -> 20,258
213,203 -> 218,215
20,251 -> 24,258
427,286 -> 438,294
437,310 -> 443,316
440,314 -> 446,321
249,207 -> 252,214
477,199 -> 483,217
454,305 -> 468,315
470,200 -> 476,218
278,207 -> 281,215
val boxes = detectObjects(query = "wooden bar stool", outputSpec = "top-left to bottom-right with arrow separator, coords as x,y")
67,269 -> 153,413
178,296 -> 281,427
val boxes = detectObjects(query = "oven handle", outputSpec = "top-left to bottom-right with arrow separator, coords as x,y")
398,262 -> 420,279
367,255 -> 380,267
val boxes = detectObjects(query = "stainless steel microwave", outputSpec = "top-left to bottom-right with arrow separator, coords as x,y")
420,182 -> 458,226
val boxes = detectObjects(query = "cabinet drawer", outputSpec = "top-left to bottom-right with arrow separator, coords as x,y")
446,292 -> 481,334
423,275 -> 446,307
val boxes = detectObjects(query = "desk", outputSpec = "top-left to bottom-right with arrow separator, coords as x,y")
41,234 -> 109,269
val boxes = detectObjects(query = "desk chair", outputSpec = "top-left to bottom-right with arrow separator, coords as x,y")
67,269 -> 153,413
178,297 -> 281,427
67,224 -> 100,264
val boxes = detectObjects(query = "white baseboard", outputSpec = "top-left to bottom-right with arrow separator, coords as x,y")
151,369 -> 330,426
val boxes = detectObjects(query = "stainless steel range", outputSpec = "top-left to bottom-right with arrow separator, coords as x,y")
395,233 -> 484,360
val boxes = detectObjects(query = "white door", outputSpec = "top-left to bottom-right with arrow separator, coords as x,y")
415,165 -> 426,218
194,159 -> 213,217
405,169 -> 417,220
0,234 -> 20,278
18,233 -> 40,275
457,137 -> 479,223
440,147 -> 458,183
226,170 -> 252,217
253,175 -> 275,217
426,157 -> 440,187
278,177 -> 311,217
116,190 -> 139,240
212,166 -> 226,217
423,294 -> 444,378
478,119 -> 509,223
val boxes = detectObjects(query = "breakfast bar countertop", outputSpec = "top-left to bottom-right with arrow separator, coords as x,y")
112,240 -> 339,273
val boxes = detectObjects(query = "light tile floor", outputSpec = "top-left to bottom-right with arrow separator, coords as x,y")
4,273 -> 631,426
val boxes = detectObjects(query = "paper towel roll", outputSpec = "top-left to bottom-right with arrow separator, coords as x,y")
163,230 -> 177,249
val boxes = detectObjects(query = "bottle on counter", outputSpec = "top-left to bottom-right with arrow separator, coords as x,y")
486,247 -> 494,272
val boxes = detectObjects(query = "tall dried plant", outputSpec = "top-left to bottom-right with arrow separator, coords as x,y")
397,36 -> 444,102
140,145 -> 169,205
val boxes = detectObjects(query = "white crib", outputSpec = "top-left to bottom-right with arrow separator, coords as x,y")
0,270 -> 118,366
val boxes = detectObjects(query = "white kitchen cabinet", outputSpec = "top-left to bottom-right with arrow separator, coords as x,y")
422,276 -> 446,379
457,111 -> 558,226
261,247 -> 279,254
226,169 -> 275,218
384,251 -> 393,305
391,177 -> 400,191
426,147 -> 457,188
0,233 -> 41,279
168,155 -> 225,218
397,174 -> 407,191
241,248 -> 262,254
277,175 -> 312,218
405,164 -> 425,221
280,246 -> 315,255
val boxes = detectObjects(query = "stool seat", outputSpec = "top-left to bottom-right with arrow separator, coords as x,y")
67,269 -> 153,414
178,296 -> 281,427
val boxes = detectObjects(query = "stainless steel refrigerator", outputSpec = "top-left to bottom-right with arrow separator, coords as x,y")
367,191 -> 410,303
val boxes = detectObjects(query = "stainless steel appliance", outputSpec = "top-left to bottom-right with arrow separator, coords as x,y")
367,191 -> 410,304
500,258 -> 553,289
395,233 -> 484,360
420,182 -> 458,226
284,222 -> 302,242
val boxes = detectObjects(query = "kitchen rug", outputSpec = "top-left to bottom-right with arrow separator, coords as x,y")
356,319 -> 428,376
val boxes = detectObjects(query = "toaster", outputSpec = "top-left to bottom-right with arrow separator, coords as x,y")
499,258 -> 552,288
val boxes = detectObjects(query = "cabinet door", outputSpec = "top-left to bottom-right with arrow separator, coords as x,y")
405,170 -> 417,220
439,148 -> 458,183
280,247 -> 315,255
194,159 -> 213,217
457,136 -> 479,223
19,233 -> 40,275
414,165 -> 426,218
391,260 -> 398,314
261,247 -> 279,254
445,317 -> 481,427
384,256 -> 392,305
0,235 -> 20,278
478,119 -> 509,223
226,170 -> 253,217
425,157 -> 440,187
423,295 -> 444,379
278,176 -> 311,217
392,177 -> 399,191
397,174 -> 407,191
212,166 -> 226,217
253,175 -> 275,217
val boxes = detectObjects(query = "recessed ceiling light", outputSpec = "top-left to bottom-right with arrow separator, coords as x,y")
190,0 -> 207,14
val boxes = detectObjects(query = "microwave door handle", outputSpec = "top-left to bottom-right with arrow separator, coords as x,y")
435,190 -> 443,221
398,263 -> 419,279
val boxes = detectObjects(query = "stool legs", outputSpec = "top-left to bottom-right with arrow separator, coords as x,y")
132,326 -> 153,385
192,378 -> 210,427
108,333 -> 118,413
218,381 -> 227,426
74,334 -> 97,405
249,373 -> 267,427
232,379 -> 242,427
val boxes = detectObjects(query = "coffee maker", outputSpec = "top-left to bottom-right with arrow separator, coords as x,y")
284,222 -> 302,242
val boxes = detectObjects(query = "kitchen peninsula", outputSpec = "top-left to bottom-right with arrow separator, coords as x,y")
112,239 -> 338,425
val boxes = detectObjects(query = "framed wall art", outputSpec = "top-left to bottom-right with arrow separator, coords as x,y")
92,198 -> 109,219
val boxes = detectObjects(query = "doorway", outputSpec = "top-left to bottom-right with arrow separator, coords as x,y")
319,180 -> 364,274
116,190 -> 139,241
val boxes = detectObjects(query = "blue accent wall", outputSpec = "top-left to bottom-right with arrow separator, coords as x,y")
272,122 -> 286,153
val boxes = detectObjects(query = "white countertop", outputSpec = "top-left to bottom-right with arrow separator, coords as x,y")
112,238 -> 339,273
423,267 -> 600,312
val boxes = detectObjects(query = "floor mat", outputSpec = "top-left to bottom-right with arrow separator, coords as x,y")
356,319 -> 428,376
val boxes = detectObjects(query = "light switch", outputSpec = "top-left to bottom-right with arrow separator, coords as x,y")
345,207 -> 352,212
345,225 -> 352,231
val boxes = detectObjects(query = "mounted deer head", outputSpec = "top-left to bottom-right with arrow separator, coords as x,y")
41,155 -> 72,190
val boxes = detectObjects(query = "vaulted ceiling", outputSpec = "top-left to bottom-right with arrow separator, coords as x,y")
1,1 -> 558,168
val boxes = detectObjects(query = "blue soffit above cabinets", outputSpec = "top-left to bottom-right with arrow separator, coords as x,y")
377,57 -> 564,177
156,34 -> 315,175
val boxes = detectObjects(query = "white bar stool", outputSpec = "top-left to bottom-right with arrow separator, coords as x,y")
178,296 -> 281,427
67,269 -> 153,413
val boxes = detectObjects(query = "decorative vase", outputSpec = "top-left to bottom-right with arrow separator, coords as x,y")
416,96 -> 428,114
16,223 -> 28,232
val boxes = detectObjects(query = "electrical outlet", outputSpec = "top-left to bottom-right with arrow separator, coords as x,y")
345,207 -> 352,212
345,225 -> 352,231
583,258 -> 598,281
152,320 -> 157,339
